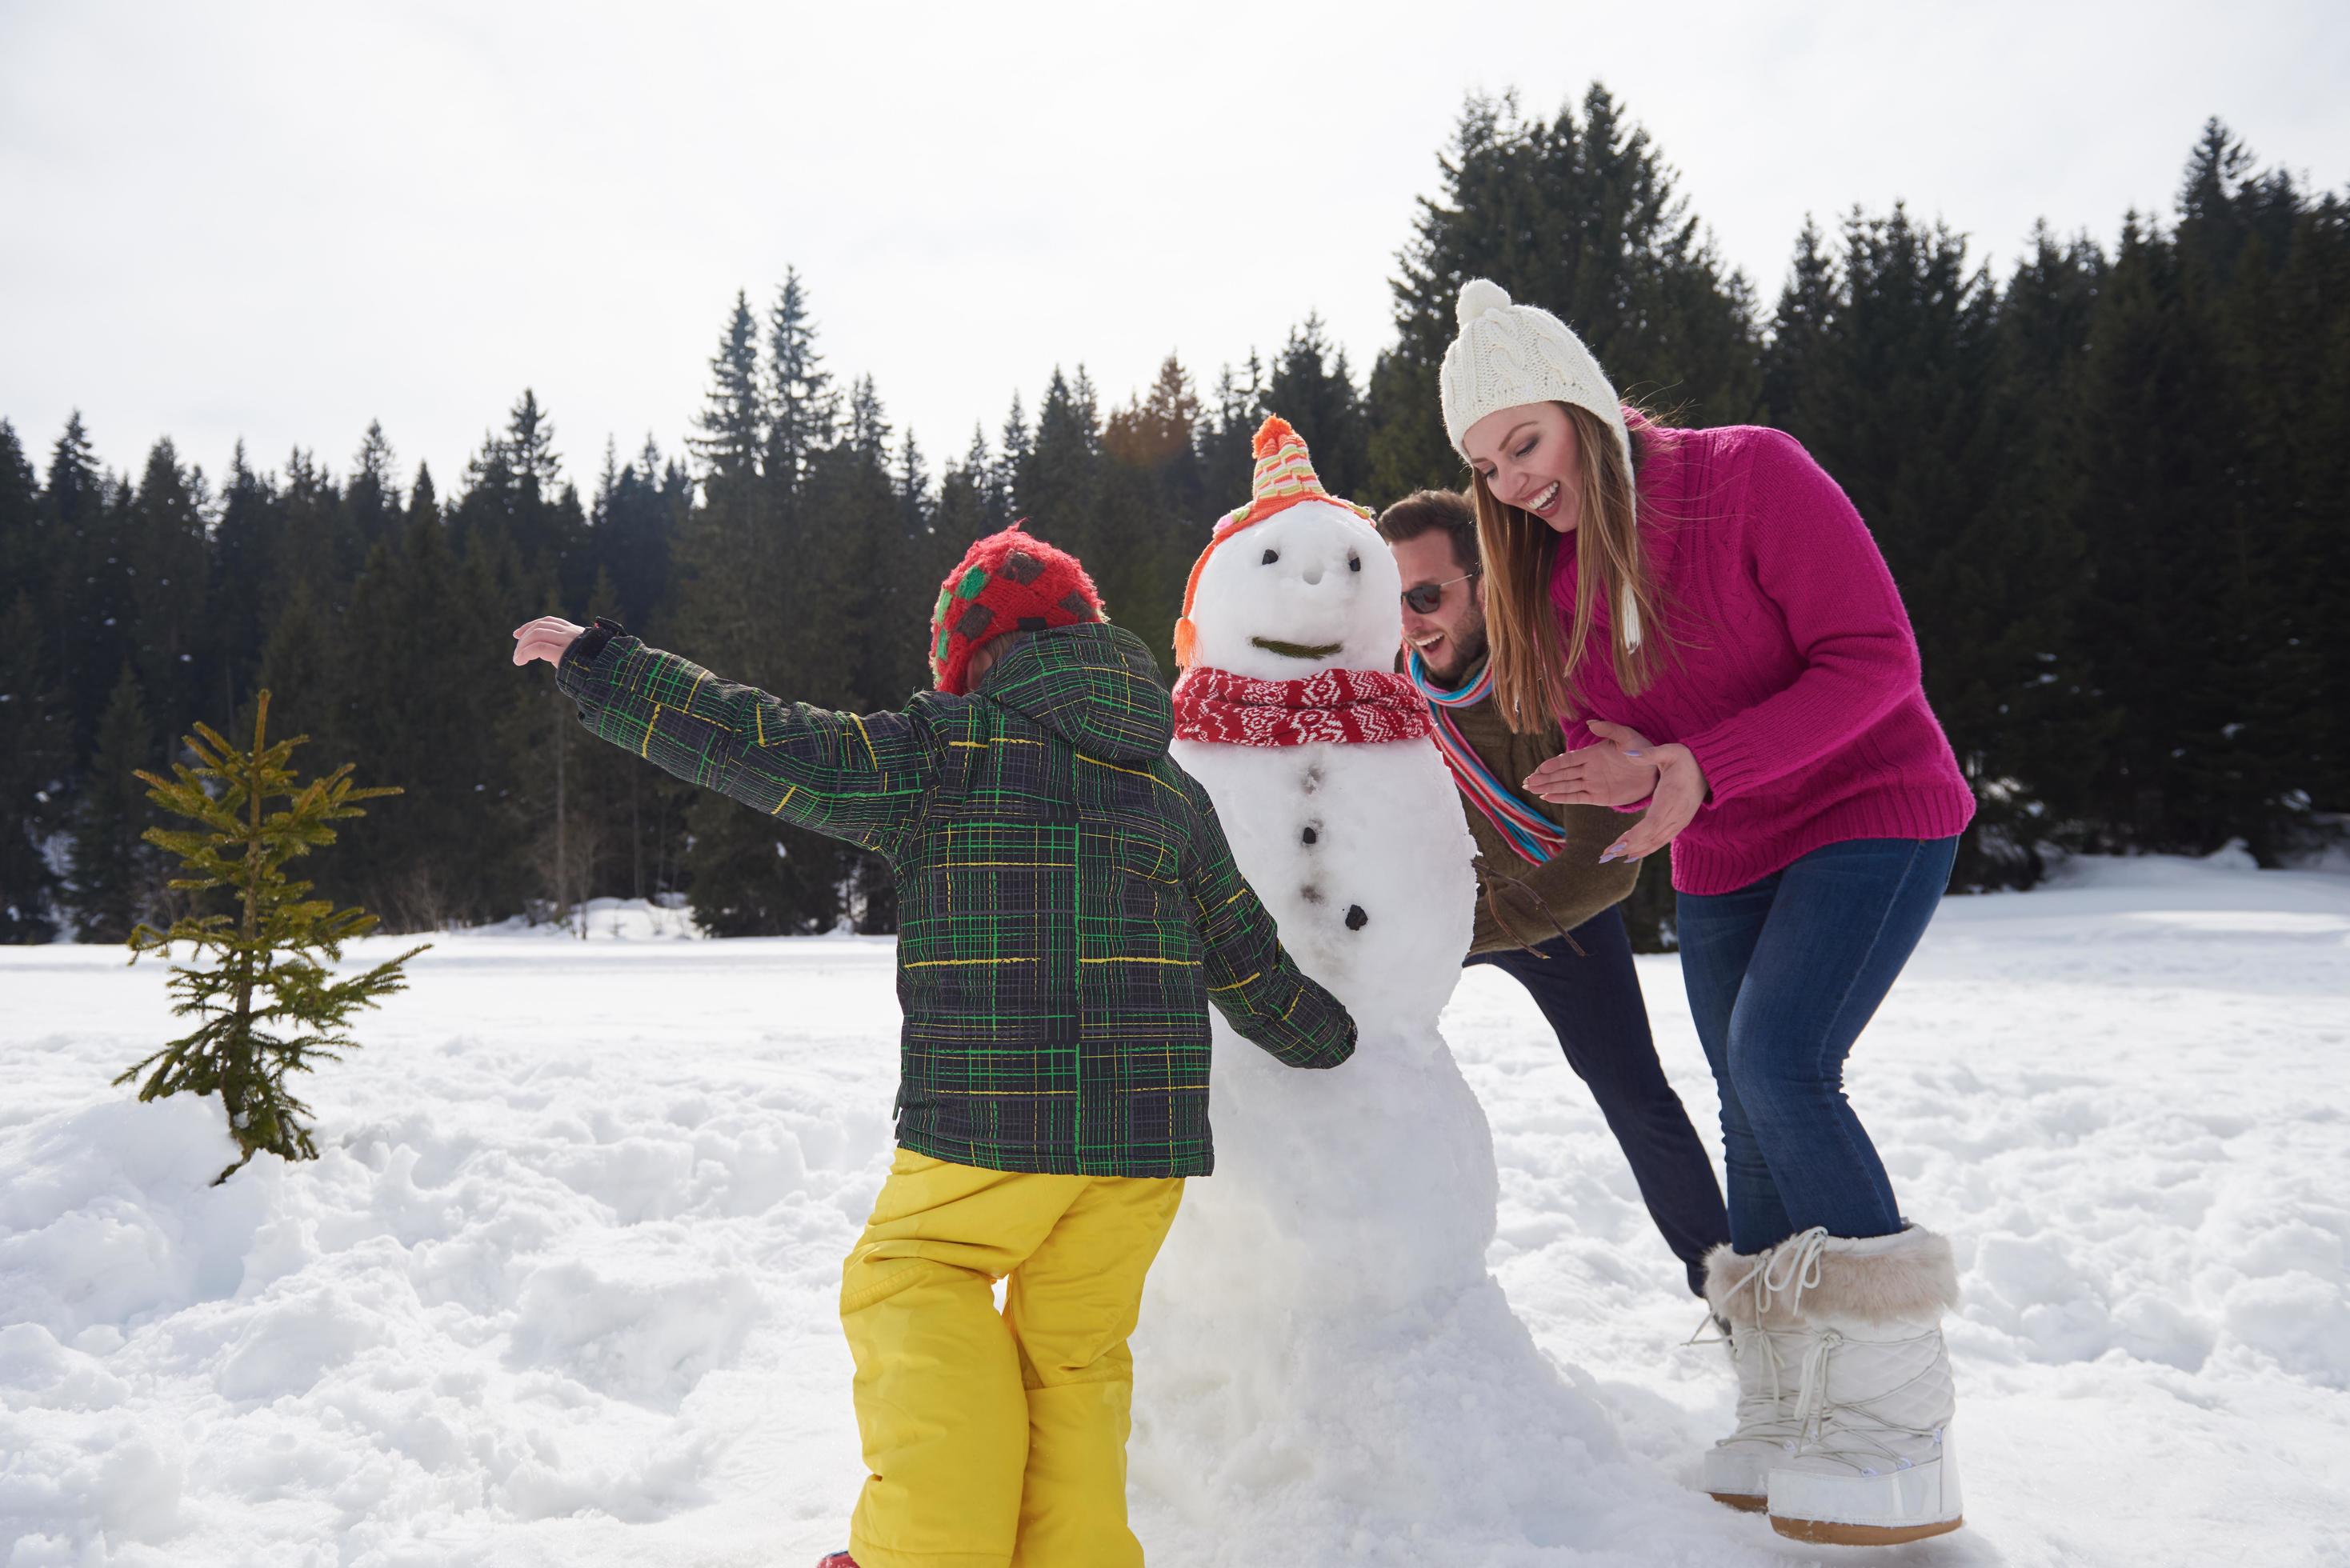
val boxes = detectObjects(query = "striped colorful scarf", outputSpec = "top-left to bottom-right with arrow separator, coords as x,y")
1407,651 -> 1566,866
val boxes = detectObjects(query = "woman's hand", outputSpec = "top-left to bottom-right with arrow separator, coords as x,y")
1600,743 -> 1709,863
511,617 -> 586,667
1523,719 -> 1660,807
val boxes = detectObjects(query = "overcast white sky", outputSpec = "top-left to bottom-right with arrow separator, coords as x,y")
4,1 -> 2345,501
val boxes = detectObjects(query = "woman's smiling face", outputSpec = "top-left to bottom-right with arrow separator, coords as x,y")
1462,402 -> 1582,534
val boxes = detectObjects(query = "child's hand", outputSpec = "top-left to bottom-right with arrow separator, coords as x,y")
512,617 -> 586,667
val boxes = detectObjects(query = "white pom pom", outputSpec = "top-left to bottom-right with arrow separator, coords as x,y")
1456,278 -> 1513,328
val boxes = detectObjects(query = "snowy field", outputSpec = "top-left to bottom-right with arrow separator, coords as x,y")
4,854 -> 2348,1567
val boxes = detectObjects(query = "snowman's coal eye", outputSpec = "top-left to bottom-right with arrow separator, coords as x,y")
1260,548 -> 1279,565
1348,554 -> 1361,572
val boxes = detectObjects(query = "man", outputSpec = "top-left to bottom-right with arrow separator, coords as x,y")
1378,490 -> 1727,1296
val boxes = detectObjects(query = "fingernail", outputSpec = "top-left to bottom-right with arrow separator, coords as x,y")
1623,750 -> 1643,758
1599,848 -> 1623,863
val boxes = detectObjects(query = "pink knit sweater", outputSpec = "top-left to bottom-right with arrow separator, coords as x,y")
1550,422 -> 1976,894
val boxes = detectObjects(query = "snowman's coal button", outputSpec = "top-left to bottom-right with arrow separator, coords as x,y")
1345,904 -> 1368,930
1301,825 -> 1319,846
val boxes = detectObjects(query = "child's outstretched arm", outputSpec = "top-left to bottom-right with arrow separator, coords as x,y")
514,617 -> 931,857
1179,779 -> 1356,1070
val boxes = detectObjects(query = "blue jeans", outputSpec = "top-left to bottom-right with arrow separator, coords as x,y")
1675,836 -> 1958,1254
1469,906 -> 1730,1297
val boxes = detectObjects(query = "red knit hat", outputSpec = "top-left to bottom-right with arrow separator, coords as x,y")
929,523 -> 1107,694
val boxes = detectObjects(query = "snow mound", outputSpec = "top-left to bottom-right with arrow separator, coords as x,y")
469,896 -> 704,941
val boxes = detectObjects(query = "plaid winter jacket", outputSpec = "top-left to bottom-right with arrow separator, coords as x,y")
555,619 -> 1355,1178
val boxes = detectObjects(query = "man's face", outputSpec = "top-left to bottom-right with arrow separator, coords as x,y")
1389,530 -> 1487,686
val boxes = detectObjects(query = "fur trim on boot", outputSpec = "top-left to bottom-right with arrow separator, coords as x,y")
1786,1226 -> 1958,1326
1705,1229 -> 1958,1329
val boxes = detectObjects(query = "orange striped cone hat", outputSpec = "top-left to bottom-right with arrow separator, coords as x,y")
1172,414 -> 1375,668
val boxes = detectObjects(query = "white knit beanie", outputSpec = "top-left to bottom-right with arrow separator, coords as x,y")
1439,278 -> 1630,474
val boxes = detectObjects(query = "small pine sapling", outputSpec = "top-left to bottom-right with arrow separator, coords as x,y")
118,690 -> 427,1184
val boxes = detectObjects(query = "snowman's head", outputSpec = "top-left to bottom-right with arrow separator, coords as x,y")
1174,415 -> 1402,681
1183,498 -> 1403,680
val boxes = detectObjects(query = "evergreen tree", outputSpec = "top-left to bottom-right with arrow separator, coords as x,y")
118,690 -> 423,1183
206,443 -> 282,722
935,428 -> 996,545
677,293 -> 770,667
592,434 -> 684,632
252,580 -> 342,759
334,506 -> 522,928
454,391 -> 585,602
1263,317 -> 1371,501
1961,225 -> 2112,876
2070,216 -> 2240,854
994,393 -> 1031,522
68,664 -> 162,942
409,462 -> 439,526
0,426 -> 67,935
797,378 -> 894,706
2257,194 -> 2350,818
674,282 -> 848,936
693,290 -> 767,482
274,447 -> 350,606
349,421 -> 402,555
1099,355 -> 1209,669
889,425 -> 951,697
43,411 -> 103,527
1198,355 -> 1266,507
767,267 -> 840,494
0,590 -> 69,941
0,420 -> 46,620
126,438 -> 212,739
46,414 -> 121,752
1018,369 -> 1104,561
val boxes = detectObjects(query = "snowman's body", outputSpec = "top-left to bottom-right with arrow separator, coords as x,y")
1130,485 -> 1622,1557
1167,718 -> 1493,1314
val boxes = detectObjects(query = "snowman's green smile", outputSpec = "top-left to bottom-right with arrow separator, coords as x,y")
1251,637 -> 1345,660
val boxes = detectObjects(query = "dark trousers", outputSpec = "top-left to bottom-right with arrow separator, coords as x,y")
1676,836 -> 1958,1254
1468,906 -> 1730,1297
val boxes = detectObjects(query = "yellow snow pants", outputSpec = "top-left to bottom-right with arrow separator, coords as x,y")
839,1148 -> 1185,1568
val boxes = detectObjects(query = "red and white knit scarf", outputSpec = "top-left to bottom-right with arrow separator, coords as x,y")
1171,664 -> 1433,747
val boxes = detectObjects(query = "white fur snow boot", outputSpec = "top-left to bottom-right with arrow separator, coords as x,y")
1762,1225 -> 1965,1546
1695,1241 -> 1811,1510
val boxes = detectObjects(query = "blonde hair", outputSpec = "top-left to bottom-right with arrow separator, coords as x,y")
1471,403 -> 1663,733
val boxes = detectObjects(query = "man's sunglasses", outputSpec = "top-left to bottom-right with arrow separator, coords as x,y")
1402,570 -> 1479,615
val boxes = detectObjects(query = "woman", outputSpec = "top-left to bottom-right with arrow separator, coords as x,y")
1439,279 -> 1974,1546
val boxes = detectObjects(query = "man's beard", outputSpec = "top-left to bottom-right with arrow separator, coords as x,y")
1419,606 -> 1490,687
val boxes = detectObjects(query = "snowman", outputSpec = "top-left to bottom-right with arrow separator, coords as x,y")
1129,418 -> 1622,1559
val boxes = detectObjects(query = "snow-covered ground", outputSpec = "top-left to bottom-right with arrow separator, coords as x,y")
4,854 -> 2347,1567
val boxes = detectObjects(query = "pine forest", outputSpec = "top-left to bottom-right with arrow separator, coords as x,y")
4,89 -> 2344,950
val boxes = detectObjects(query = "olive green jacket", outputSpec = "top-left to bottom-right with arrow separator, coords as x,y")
556,619 -> 1354,1178
1438,665 -> 1642,954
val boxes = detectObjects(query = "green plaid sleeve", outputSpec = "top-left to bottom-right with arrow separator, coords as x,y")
555,630 -> 929,857
1180,781 -> 1356,1070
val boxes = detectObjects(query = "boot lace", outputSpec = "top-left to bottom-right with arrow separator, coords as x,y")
1788,1326 -> 1950,1478
1689,1225 -> 1829,1344
1688,1227 -> 1835,1450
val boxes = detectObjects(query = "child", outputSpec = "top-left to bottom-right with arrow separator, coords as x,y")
511,525 -> 1356,1568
